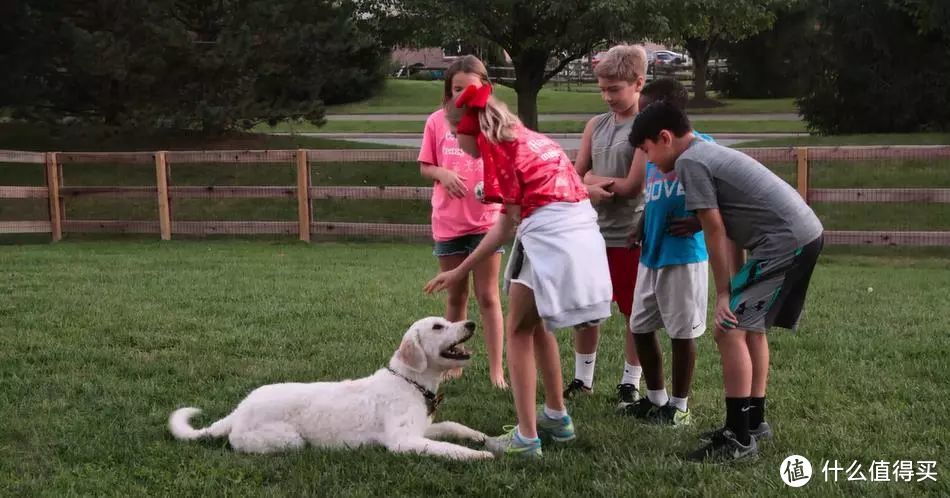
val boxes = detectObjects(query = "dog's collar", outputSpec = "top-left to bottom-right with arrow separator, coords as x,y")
386,367 -> 443,416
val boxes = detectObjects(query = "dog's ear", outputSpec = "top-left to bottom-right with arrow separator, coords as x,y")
396,331 -> 427,372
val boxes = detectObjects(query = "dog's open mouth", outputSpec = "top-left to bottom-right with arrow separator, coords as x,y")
440,330 -> 474,360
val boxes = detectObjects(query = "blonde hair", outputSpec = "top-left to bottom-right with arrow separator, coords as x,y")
444,95 -> 522,143
594,44 -> 648,82
443,55 -> 490,103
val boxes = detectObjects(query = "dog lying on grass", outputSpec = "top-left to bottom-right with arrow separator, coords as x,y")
169,317 -> 492,460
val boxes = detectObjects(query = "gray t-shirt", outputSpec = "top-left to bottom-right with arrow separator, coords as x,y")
590,112 -> 644,247
675,139 -> 823,260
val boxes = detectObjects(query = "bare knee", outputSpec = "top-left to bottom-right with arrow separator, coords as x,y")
446,287 -> 469,310
474,288 -> 500,310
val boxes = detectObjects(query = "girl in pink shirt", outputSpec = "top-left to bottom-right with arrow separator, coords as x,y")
425,85 -> 612,458
418,56 -> 505,389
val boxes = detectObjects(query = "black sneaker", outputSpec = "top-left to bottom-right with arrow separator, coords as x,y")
700,422 -> 773,443
615,383 -> 640,411
563,379 -> 592,399
619,397 -> 662,419
687,429 -> 758,463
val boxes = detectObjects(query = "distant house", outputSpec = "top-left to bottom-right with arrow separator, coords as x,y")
392,43 -> 512,71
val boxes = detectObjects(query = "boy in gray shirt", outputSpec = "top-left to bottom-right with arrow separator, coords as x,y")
629,102 -> 824,463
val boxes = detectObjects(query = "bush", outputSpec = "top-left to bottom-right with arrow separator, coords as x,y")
714,2 -> 815,99
797,0 -> 950,134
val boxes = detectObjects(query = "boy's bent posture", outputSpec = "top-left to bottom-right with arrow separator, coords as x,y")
630,102 -> 824,463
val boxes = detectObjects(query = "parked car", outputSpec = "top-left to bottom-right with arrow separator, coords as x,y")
650,50 -> 690,66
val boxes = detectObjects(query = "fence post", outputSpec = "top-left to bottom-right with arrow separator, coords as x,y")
796,147 -> 810,202
155,151 -> 171,240
296,149 -> 312,242
45,152 -> 62,242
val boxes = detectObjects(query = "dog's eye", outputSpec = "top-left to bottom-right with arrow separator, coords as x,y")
432,323 -> 444,331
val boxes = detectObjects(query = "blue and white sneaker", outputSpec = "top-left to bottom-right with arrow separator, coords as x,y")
484,426 -> 543,458
536,408 -> 576,442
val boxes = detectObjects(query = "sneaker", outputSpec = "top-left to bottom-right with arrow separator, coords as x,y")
563,379 -> 592,399
615,383 -> 640,411
536,408 -> 576,442
654,403 -> 692,426
619,397 -> 663,420
700,422 -> 773,443
484,426 -> 543,458
687,429 -> 758,463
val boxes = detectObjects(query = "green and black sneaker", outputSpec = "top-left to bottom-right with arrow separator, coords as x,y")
654,403 -> 692,427
620,397 -> 663,420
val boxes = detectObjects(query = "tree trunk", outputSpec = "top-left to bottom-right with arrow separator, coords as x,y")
512,52 -> 547,131
685,38 -> 711,102
516,86 -> 540,130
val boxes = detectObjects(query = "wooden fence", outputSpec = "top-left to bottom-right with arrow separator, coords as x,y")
1,146 -> 949,246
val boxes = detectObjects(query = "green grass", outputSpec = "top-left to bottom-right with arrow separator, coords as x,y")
735,133 -> 950,147
326,80 -> 798,115
260,119 -> 807,134
0,122 -> 388,152
0,241 -> 947,496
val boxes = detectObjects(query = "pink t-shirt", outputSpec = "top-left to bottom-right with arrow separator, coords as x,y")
418,109 -> 501,241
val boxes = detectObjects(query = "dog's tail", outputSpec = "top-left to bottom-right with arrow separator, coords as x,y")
168,407 -> 233,441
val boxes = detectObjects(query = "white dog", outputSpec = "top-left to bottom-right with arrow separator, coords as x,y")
168,317 -> 493,460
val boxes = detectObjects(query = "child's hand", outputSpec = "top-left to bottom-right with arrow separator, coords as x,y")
587,180 -> 614,204
714,295 -> 739,332
626,231 -> 641,248
668,216 -> 702,237
437,170 -> 468,198
424,269 -> 462,294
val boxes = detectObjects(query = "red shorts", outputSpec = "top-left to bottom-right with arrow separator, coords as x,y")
606,246 -> 641,316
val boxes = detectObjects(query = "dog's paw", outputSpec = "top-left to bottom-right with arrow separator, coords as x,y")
471,431 -> 488,443
473,450 -> 494,460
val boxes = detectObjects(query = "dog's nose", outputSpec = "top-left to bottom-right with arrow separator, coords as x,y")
464,321 -> 476,332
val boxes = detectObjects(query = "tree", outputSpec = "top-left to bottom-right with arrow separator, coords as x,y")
713,0 -> 817,99
658,0 -> 787,103
3,0 -> 388,132
383,0 -> 661,129
796,0 -> 950,133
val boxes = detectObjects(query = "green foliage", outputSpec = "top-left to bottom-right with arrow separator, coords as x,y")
657,0 -> 790,100
797,0 -> 950,133
714,1 -> 816,98
380,0 -> 662,129
0,0 -> 388,132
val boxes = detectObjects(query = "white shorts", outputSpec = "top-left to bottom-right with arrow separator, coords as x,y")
631,261 -> 709,339
507,244 -> 607,331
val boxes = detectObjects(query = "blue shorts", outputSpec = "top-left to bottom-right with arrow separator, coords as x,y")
433,233 -> 505,257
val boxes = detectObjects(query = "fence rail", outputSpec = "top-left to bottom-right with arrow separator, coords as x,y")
1,146 -> 949,246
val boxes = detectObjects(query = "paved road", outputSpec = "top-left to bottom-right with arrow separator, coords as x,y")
326,113 -> 801,122
283,132 -> 807,148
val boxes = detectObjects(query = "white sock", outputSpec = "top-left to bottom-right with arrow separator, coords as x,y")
647,389 -> 669,407
515,427 -> 539,442
544,405 -> 568,420
574,352 -> 596,388
670,396 -> 689,412
620,362 -> 642,386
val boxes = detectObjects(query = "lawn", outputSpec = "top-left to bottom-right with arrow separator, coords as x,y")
258,119 -> 808,135
0,241 -> 947,496
734,133 -> 950,148
326,80 -> 798,116
0,122 -> 387,152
